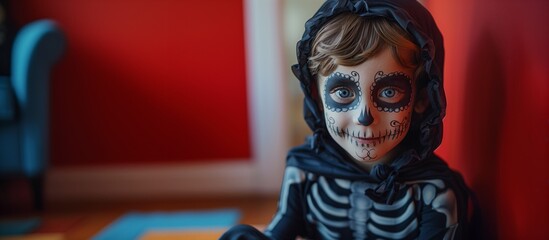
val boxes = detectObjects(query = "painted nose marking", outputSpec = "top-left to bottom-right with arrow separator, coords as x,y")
358,107 -> 374,126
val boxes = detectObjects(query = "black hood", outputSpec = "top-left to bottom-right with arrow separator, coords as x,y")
292,0 -> 446,159
286,1 -> 480,235
285,2 -> 481,236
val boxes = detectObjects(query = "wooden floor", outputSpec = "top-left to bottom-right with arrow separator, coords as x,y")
1,195 -> 279,239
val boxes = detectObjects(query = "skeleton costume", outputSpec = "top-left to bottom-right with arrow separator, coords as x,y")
221,0 -> 478,239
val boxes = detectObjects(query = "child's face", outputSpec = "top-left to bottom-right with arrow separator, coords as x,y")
318,47 -> 416,169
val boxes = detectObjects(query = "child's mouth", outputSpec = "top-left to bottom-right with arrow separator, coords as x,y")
353,136 -> 383,145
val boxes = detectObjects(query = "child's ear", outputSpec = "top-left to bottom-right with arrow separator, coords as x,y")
414,89 -> 429,113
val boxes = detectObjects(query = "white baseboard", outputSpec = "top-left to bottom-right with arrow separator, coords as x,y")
46,160 -> 281,201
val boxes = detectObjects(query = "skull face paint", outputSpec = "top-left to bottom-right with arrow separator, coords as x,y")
371,71 -> 412,113
323,71 -> 362,112
318,47 -> 415,169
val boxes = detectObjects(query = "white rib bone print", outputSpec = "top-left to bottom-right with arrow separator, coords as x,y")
267,167 -> 458,239
307,176 -> 457,239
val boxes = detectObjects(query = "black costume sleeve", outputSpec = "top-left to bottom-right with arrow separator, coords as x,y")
219,224 -> 271,240
417,206 -> 452,239
219,166 -> 308,240
264,166 -> 308,239
416,184 -> 460,240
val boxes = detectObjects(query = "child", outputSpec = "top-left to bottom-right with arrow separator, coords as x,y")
221,0 -> 477,239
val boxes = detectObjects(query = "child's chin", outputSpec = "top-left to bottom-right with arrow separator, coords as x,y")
352,149 -> 395,166
354,157 -> 379,163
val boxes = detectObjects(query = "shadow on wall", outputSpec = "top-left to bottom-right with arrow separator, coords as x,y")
462,28 -> 505,240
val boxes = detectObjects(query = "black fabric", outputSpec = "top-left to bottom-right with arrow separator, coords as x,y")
220,225 -> 272,240
263,176 -> 309,240
286,136 -> 477,238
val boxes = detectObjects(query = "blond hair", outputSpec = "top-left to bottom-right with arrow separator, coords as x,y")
309,13 -> 422,78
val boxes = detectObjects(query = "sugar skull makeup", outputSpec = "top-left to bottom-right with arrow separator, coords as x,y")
318,48 -> 415,168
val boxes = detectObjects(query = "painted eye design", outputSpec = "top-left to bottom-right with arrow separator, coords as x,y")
330,87 -> 356,104
371,71 -> 412,112
323,71 -> 362,112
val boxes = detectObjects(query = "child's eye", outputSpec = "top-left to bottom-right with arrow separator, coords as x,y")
378,87 -> 404,103
371,71 -> 412,112
336,88 -> 352,98
330,87 -> 355,104
380,88 -> 396,98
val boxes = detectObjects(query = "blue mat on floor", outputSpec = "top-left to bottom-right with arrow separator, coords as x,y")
92,209 -> 240,240
0,218 -> 41,236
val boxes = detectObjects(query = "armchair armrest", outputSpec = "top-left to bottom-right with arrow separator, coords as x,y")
0,76 -> 14,121
11,20 -> 67,176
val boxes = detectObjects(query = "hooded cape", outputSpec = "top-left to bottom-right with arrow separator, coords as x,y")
286,0 -> 479,237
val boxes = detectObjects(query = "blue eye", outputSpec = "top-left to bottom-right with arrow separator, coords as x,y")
378,87 -> 405,102
336,88 -> 352,98
330,87 -> 355,104
380,88 -> 397,98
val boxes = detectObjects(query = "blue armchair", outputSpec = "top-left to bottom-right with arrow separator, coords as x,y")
0,20 -> 66,210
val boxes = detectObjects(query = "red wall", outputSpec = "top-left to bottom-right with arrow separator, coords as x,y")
429,0 -> 549,238
11,1 -> 251,166
10,0 -> 549,237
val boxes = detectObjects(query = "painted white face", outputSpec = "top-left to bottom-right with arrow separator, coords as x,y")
318,47 -> 415,170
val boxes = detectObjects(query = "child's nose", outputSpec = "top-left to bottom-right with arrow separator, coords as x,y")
357,104 -> 374,126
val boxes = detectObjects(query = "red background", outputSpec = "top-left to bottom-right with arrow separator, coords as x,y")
8,0 -> 549,238
10,0 -> 251,166
429,0 -> 549,238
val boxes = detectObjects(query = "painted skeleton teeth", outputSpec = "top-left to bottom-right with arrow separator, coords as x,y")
326,118 -> 408,143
